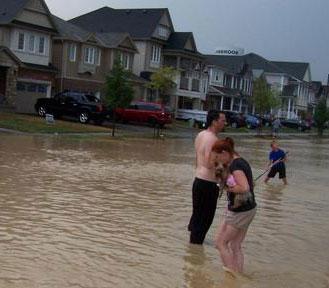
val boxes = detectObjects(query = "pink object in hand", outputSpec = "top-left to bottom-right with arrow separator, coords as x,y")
226,175 -> 236,187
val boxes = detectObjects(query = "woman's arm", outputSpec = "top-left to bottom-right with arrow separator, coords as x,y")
227,170 -> 249,193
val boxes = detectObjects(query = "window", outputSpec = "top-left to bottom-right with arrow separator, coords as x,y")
38,85 -> 47,93
17,82 -> 26,91
29,35 -> 35,52
84,47 -> 100,65
120,52 -> 130,70
151,45 -> 161,63
18,33 -> 25,50
158,26 -> 169,38
39,37 -> 45,54
27,84 -> 37,92
68,43 -> 76,62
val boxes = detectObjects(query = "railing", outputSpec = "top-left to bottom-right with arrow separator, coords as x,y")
192,79 -> 200,92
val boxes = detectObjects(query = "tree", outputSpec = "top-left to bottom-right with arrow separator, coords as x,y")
104,57 -> 134,136
313,98 -> 329,137
147,66 -> 177,104
251,77 -> 280,116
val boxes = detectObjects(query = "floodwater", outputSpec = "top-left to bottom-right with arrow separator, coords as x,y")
0,134 -> 328,288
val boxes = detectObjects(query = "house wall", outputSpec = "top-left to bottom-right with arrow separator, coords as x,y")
132,41 -> 147,76
16,0 -> 54,29
265,74 -> 287,91
0,27 -> 11,46
9,28 -> 51,66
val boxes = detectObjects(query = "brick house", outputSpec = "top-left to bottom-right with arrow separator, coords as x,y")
51,15 -> 147,100
69,7 -> 208,113
0,0 -> 58,113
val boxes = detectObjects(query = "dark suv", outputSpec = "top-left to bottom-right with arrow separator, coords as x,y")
115,101 -> 172,127
224,111 -> 246,128
35,91 -> 107,124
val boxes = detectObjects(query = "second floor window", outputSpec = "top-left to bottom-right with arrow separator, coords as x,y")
151,45 -> 161,63
84,47 -> 101,65
18,33 -> 25,50
120,52 -> 131,70
68,43 -> 77,62
39,37 -> 45,54
158,26 -> 169,38
28,35 -> 35,52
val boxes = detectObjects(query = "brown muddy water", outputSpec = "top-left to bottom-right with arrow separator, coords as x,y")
0,134 -> 328,288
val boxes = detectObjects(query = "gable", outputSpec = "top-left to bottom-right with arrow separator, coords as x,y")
0,47 -> 22,66
15,0 -> 54,30
303,65 -> 311,82
158,11 -> 173,30
185,37 -> 195,51
119,37 -> 136,50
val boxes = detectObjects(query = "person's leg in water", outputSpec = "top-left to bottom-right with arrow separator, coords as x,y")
215,220 -> 242,272
264,166 -> 277,184
279,164 -> 287,185
230,228 -> 248,273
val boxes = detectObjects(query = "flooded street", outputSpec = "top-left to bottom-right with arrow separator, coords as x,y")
0,134 -> 328,288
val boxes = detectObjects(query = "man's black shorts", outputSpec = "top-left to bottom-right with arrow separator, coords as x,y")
268,163 -> 286,179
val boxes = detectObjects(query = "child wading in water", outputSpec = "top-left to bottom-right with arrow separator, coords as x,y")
264,141 -> 288,185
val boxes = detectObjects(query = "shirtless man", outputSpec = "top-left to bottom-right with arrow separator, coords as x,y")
188,110 -> 226,244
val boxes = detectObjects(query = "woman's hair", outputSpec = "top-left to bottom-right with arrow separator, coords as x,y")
212,137 -> 235,155
205,110 -> 220,129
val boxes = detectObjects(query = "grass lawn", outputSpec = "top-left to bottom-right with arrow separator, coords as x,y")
0,112 -> 111,133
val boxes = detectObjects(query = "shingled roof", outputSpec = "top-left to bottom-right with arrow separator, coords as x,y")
69,7 -> 171,39
52,15 -> 133,49
205,53 -> 286,75
0,0 -> 29,25
271,61 -> 309,81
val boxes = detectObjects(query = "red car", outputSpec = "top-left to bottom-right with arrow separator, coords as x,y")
115,101 -> 172,127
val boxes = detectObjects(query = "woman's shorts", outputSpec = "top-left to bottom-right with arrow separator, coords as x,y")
224,208 -> 256,230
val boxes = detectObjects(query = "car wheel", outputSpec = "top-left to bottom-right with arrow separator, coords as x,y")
37,106 -> 46,117
79,111 -> 90,124
231,122 -> 237,128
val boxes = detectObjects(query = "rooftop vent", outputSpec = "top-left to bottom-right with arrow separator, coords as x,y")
142,9 -> 148,14
126,10 -> 131,14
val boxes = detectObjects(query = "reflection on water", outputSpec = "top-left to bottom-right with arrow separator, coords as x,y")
0,134 -> 328,287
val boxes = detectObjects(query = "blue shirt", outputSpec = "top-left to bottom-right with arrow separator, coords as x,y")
269,149 -> 286,167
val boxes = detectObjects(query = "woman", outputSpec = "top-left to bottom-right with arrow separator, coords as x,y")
212,138 -> 257,273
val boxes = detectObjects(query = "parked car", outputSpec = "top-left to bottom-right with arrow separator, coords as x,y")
245,114 -> 261,129
224,111 -> 246,128
35,91 -> 108,124
115,101 -> 172,127
280,119 -> 311,132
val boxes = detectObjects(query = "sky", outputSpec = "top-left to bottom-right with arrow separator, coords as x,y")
46,0 -> 329,83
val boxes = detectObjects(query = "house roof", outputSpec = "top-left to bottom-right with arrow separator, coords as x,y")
69,7 -> 170,39
271,61 -> 309,81
164,32 -> 203,57
0,0 -> 29,25
0,45 -> 22,65
52,15 -> 136,50
205,53 -> 286,75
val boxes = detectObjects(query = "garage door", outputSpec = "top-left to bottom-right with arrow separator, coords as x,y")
16,81 -> 49,114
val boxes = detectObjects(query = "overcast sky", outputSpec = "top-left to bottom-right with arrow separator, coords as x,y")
46,0 -> 329,83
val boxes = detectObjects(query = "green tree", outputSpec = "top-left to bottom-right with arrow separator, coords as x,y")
313,98 -> 329,137
105,57 -> 134,136
147,66 -> 177,104
251,77 -> 280,116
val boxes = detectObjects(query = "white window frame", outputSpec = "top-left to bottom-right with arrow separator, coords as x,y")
158,25 -> 169,38
84,46 -> 100,65
68,43 -> 77,62
18,32 -> 25,51
120,52 -> 130,70
28,35 -> 35,52
38,36 -> 45,54
151,44 -> 161,64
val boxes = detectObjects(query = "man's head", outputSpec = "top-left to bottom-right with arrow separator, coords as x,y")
205,110 -> 226,132
271,140 -> 279,150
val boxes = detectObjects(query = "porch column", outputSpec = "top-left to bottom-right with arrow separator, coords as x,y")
239,99 -> 242,112
230,97 -> 234,111
220,96 -> 224,110
287,98 -> 291,119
